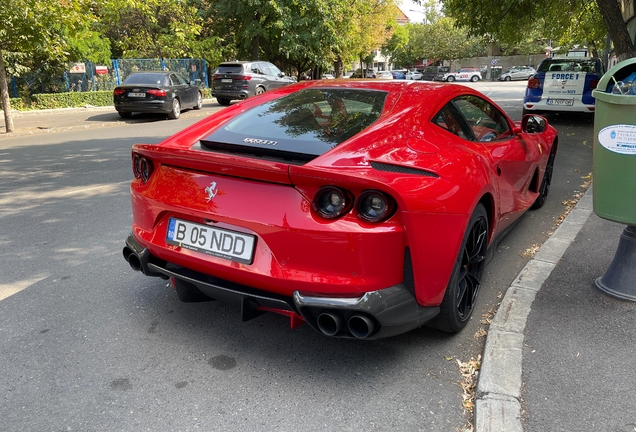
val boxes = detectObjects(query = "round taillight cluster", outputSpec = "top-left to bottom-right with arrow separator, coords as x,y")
312,187 -> 395,223
312,187 -> 351,219
132,153 -> 154,183
356,190 -> 393,223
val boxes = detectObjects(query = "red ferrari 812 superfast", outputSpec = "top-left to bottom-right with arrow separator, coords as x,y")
123,79 -> 558,339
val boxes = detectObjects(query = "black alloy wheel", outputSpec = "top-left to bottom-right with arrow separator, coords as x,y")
531,143 -> 557,209
429,203 -> 488,333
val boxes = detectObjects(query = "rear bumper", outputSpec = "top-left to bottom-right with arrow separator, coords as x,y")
123,233 -> 439,339
211,89 -> 250,100
523,100 -> 595,113
115,99 -> 172,113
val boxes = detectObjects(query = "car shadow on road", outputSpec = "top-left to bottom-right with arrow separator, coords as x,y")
541,112 -> 595,126
85,112 -> 175,124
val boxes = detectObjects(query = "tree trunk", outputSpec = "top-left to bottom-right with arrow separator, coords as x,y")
0,52 -> 15,134
595,0 -> 636,61
334,57 -> 344,78
251,35 -> 260,60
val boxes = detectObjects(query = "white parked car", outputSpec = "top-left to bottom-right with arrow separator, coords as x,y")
376,71 -> 394,80
405,71 -> 423,80
442,68 -> 482,82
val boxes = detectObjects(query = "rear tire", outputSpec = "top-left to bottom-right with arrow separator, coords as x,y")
217,97 -> 231,106
194,92 -> 202,110
470,75 -> 479,82
446,76 -> 455,82
429,203 -> 488,333
168,99 -> 181,119
531,143 -> 557,209
255,86 -> 265,95
118,111 -> 132,118
505,76 -> 512,81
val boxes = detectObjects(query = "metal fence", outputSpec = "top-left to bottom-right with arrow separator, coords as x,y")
10,58 -> 209,98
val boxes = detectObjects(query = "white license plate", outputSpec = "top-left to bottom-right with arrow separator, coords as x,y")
128,92 -> 146,97
166,218 -> 255,264
221,79 -> 232,83
547,98 -> 574,106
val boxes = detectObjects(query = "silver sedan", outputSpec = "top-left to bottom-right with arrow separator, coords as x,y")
499,66 -> 536,81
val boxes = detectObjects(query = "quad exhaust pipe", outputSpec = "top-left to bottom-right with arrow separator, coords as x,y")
122,245 -> 168,279
317,312 -> 345,336
348,314 -> 375,339
316,311 -> 376,339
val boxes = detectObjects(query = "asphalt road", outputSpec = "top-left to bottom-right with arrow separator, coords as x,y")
0,83 -> 594,431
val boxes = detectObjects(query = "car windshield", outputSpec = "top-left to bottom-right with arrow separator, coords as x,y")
201,88 -> 388,159
123,73 -> 167,85
538,59 -> 599,74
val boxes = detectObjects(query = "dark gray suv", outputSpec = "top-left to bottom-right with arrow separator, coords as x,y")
211,61 -> 296,106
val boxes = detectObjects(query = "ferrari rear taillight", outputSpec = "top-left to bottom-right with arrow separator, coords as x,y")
527,77 -> 540,89
356,190 -> 395,223
312,187 -> 351,219
132,153 -> 154,183
113,88 -> 125,96
312,187 -> 396,223
147,89 -> 167,97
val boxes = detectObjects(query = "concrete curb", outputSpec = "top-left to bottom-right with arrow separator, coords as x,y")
474,187 -> 594,431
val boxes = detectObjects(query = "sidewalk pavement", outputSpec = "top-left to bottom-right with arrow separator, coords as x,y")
1,106 -> 119,138
475,186 -> 636,431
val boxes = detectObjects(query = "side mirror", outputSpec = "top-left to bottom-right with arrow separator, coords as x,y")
522,114 -> 547,134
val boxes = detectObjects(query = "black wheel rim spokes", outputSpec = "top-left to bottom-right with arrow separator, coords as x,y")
456,217 -> 488,320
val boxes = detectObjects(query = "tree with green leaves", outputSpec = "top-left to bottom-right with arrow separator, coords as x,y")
0,0 -> 75,132
0,0 -> 111,133
439,0 -> 635,61
99,0 -> 209,59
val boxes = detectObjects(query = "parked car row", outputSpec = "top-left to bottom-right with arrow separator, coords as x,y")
114,58 -> 579,123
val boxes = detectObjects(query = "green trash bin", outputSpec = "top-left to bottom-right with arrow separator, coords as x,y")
592,58 -> 636,225
490,66 -> 502,81
591,57 -> 636,300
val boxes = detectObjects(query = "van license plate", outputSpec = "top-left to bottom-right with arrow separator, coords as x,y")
547,99 -> 574,106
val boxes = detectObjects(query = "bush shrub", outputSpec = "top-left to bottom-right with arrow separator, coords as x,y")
3,87 -> 212,112
30,91 -> 113,109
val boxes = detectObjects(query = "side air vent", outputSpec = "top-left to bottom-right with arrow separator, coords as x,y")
370,161 -> 439,178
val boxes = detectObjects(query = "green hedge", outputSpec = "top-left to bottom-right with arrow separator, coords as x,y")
31,91 -> 113,109
3,88 -> 212,112
1,91 -> 112,111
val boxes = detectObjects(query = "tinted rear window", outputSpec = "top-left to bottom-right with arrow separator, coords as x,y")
538,59 -> 600,74
201,88 -> 388,159
215,64 -> 247,74
123,73 -> 167,85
